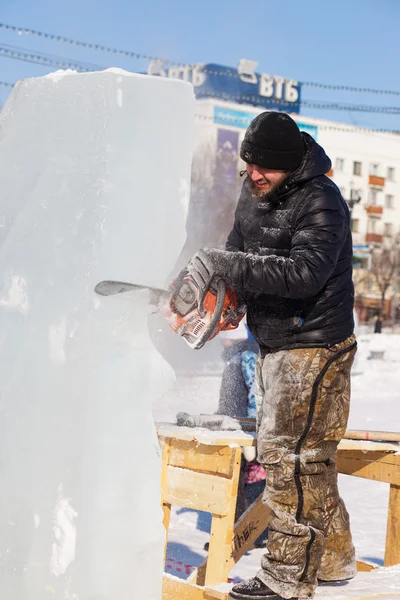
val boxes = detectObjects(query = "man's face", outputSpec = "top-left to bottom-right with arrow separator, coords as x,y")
246,163 -> 289,197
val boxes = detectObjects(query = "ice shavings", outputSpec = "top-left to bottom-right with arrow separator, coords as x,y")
179,177 -> 190,218
0,274 -> 29,314
50,484 -> 78,577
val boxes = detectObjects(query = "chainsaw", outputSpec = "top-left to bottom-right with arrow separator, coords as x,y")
94,271 -> 245,350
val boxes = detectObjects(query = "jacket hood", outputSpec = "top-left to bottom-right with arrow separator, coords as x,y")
292,132 -> 332,184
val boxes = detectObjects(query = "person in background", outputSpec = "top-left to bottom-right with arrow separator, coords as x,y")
218,321 -> 268,547
374,314 -> 383,334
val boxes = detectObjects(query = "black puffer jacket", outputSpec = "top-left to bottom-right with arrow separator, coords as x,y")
225,133 -> 354,354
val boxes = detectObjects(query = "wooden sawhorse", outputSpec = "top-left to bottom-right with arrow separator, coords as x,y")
157,424 -> 400,600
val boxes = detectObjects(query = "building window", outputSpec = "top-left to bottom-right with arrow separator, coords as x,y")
353,161 -> 362,176
385,194 -> 395,209
368,218 -> 377,234
384,223 -> 393,237
365,276 -> 373,292
350,188 -> 362,201
369,189 -> 378,205
387,167 -> 395,181
352,219 -> 360,233
369,163 -> 380,176
336,158 -> 345,171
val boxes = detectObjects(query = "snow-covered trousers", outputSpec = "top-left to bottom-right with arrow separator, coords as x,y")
255,335 -> 357,599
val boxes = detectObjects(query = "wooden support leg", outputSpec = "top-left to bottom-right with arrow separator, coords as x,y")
229,494 -> 270,568
162,502 -> 172,558
202,514 -> 234,586
161,437 -> 172,561
384,483 -> 400,567
188,446 -> 243,587
163,574 -> 228,600
189,492 -> 271,585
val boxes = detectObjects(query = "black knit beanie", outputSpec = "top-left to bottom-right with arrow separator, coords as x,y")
240,111 -> 304,171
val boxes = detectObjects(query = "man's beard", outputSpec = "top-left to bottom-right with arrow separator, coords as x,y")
248,173 -> 290,199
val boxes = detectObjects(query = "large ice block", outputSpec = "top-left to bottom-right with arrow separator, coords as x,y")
0,69 -> 195,599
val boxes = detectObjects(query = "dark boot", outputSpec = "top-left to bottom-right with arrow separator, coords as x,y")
229,577 -> 298,600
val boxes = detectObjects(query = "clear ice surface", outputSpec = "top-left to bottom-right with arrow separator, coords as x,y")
0,68 -> 195,599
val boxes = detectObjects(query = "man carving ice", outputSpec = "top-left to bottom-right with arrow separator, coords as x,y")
186,111 -> 357,600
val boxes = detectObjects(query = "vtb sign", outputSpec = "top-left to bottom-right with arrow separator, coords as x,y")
148,58 -> 301,113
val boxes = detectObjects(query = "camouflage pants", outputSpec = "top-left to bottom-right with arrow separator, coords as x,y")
255,335 -> 357,599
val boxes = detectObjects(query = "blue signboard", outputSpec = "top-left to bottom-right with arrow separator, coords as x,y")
214,108 -> 318,140
149,62 -> 301,113
296,122 -> 318,140
195,64 -> 301,113
214,107 -> 256,129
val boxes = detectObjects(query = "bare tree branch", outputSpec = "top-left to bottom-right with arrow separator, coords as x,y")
370,245 -> 396,314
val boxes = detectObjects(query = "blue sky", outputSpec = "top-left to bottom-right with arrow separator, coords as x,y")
0,0 -> 398,129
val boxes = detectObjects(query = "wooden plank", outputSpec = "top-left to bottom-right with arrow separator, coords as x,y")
167,439 -> 235,477
347,594 -> 400,600
159,421 -> 400,444
336,450 -> 400,485
188,447 -> 242,587
162,575 -> 227,600
162,503 -> 171,559
384,483 -> 400,567
157,423 -> 256,447
205,515 -> 234,586
230,495 -> 270,567
204,590 -> 227,600
337,449 -> 400,461
190,493 -> 270,584
163,575 -> 203,600
204,446 -> 242,587
338,440 -> 400,452
356,560 -> 379,572
161,438 -> 172,560
221,421 -> 400,444
158,423 -> 400,450
345,429 -> 400,443
236,423 -> 400,444
163,466 -> 232,516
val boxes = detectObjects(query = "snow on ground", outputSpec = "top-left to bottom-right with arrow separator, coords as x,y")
152,333 -> 400,588
212,565 -> 400,599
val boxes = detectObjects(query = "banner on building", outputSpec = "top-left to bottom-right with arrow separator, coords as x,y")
214,107 -> 318,140
215,128 -> 240,184
296,122 -> 318,140
214,107 -> 256,129
211,128 -> 240,247
148,61 -> 301,113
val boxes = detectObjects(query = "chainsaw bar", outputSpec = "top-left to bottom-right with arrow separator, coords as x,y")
94,280 -> 168,303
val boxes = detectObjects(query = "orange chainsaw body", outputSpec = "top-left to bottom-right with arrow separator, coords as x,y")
163,275 -> 245,349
